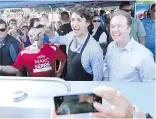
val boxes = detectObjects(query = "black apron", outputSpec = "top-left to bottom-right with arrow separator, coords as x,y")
67,34 -> 93,81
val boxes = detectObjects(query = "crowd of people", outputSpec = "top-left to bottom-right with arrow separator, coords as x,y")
0,1 -> 155,118
0,2 -> 155,82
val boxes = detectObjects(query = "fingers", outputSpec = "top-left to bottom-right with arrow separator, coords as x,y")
92,101 -> 112,118
93,86 -> 120,105
50,109 -> 56,119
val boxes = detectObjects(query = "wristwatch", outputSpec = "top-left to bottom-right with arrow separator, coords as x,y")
146,113 -> 153,118
132,105 -> 140,119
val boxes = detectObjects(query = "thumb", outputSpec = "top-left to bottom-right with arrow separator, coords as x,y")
50,109 -> 56,119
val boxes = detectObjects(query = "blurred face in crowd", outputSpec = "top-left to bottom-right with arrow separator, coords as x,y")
34,28 -> 45,47
9,20 -> 17,28
54,21 -> 62,30
110,15 -> 131,43
4,9 -> 10,17
144,11 -> 148,18
10,12 -> 15,18
0,24 -> 7,39
151,5 -> 156,20
28,28 -> 36,44
29,27 -> 45,44
41,15 -> 49,26
92,16 -> 101,29
70,12 -> 90,39
21,26 -> 29,35
8,28 -> 18,39
121,5 -> 132,15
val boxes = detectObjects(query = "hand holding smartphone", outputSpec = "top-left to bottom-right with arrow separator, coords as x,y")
54,93 -> 102,115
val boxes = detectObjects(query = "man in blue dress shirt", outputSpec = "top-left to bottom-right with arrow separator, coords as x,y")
51,4 -> 104,81
142,4 -> 156,60
103,10 -> 155,82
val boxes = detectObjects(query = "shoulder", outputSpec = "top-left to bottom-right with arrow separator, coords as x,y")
48,44 -> 59,51
6,34 -> 19,43
18,48 -> 27,56
134,18 -> 144,24
142,18 -> 150,24
86,37 -> 103,54
107,41 -> 115,49
133,41 -> 153,57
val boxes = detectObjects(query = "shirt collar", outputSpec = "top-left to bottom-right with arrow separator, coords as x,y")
73,32 -> 89,46
112,37 -> 135,52
124,37 -> 135,51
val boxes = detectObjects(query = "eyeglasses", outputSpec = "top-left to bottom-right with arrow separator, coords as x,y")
93,20 -> 101,22
0,28 -> 6,32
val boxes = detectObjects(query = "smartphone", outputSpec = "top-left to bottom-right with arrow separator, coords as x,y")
54,93 -> 102,115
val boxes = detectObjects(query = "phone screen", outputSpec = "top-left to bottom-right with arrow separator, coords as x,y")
54,93 -> 102,115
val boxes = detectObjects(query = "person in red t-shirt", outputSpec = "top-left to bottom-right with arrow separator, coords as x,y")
0,26 -> 66,77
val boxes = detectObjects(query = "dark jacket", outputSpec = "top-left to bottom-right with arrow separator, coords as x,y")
0,34 -> 21,76
89,26 -> 109,56
57,23 -> 72,36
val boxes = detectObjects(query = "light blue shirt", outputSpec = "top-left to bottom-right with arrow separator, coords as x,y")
142,18 -> 155,55
51,31 -> 104,81
104,37 -> 155,82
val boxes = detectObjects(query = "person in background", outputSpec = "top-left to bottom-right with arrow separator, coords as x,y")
147,9 -> 151,18
56,11 -> 73,79
51,4 -> 104,81
35,24 -> 51,44
8,19 -> 26,48
104,10 -> 155,82
0,27 -> 66,77
140,11 -> 148,20
119,1 -> 146,45
142,3 -> 156,60
28,18 -> 40,30
21,25 -> 31,47
143,11 -> 148,19
0,19 -> 21,76
8,18 -> 17,29
2,9 -> 10,22
54,20 -> 62,31
99,10 -> 106,28
89,15 -> 108,56
40,13 -> 49,26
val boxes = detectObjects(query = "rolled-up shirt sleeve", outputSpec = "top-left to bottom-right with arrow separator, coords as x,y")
139,54 -> 155,82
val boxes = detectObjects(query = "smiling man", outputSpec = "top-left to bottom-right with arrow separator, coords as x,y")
51,4 -> 104,81
104,10 -> 155,82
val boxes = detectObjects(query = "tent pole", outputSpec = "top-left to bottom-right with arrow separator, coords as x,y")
50,6 -> 54,32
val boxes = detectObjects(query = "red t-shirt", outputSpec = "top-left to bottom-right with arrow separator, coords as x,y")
12,44 -> 66,77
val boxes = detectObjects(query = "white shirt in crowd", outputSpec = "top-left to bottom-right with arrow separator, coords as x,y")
91,28 -> 107,43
